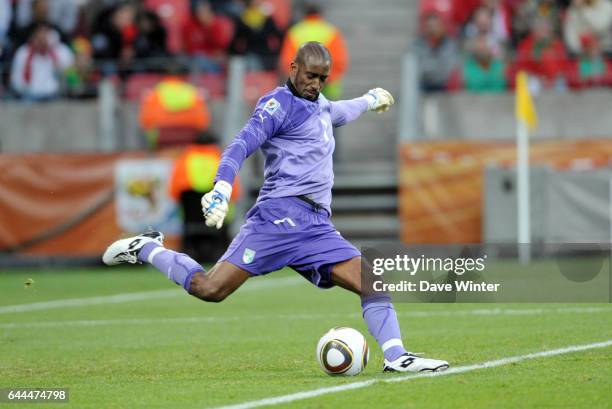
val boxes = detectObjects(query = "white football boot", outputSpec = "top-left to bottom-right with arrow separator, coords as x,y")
102,231 -> 164,266
383,353 -> 449,373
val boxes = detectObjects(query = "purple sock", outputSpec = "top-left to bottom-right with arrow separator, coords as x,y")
361,295 -> 408,362
138,242 -> 204,291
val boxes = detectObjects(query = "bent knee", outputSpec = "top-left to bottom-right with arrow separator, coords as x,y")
189,273 -> 230,303
199,287 -> 229,303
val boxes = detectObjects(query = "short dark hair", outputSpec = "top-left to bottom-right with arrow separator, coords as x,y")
295,41 -> 331,66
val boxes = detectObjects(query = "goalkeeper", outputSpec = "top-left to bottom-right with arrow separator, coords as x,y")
103,42 -> 448,373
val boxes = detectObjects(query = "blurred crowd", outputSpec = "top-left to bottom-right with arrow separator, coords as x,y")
416,0 -> 612,92
0,0 -> 313,100
2,0 -> 611,101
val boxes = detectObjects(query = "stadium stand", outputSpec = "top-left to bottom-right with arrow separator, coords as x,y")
1,0 -> 290,100
415,0 -> 612,93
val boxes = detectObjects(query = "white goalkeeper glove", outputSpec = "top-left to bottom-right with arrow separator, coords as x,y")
201,181 -> 232,229
364,88 -> 395,113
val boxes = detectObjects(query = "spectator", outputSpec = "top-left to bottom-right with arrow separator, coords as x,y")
65,36 -> 98,98
564,0 -> 612,55
82,0 -> 126,36
12,0 -> 70,48
229,0 -> 283,70
415,11 -> 460,92
15,0 -> 78,38
134,10 -> 168,59
511,0 -> 564,46
515,16 -> 569,88
10,23 -> 74,100
482,0 -> 512,45
462,34 -> 507,92
91,2 -> 138,73
279,1 -> 348,100
568,33 -> 612,86
182,0 -> 233,73
139,64 -> 211,147
464,6 -> 507,57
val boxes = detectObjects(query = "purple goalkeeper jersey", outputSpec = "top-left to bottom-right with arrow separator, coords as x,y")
215,83 -> 369,214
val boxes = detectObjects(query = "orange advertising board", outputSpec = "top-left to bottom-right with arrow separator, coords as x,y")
399,139 -> 612,244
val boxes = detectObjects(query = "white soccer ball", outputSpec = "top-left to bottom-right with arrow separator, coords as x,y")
316,327 -> 369,376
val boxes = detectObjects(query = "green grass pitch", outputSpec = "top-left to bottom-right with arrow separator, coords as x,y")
0,267 -> 611,409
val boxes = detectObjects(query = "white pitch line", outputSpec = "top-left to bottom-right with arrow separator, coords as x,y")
384,339 -> 612,383
1,306 -> 610,329
398,306 -> 612,317
0,276 -> 304,314
210,340 -> 612,409
0,289 -> 181,314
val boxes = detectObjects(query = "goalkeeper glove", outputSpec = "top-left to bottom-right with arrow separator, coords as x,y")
201,181 -> 232,229
364,88 -> 395,113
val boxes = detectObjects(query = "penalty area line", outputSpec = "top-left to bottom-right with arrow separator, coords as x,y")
1,306 -> 611,328
210,339 -> 612,409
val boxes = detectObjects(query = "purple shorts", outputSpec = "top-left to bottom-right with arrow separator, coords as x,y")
219,197 -> 360,288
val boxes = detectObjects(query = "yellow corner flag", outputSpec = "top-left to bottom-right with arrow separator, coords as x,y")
515,71 -> 537,130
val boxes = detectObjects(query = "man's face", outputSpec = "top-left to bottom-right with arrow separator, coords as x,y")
32,0 -> 49,20
474,8 -> 492,33
113,5 -> 136,29
289,56 -> 330,101
533,19 -> 552,42
424,14 -> 444,39
196,2 -> 214,24
31,27 -> 50,52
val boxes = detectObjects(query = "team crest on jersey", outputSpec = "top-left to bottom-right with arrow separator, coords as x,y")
242,248 -> 256,264
263,98 -> 280,115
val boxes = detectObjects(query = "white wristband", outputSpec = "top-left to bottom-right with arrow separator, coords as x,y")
363,93 -> 377,110
214,180 -> 233,200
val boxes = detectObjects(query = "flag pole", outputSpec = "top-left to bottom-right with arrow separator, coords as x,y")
515,71 -> 536,265
517,119 -> 530,265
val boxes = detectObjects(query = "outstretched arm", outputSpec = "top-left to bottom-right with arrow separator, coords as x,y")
330,88 -> 395,127
329,97 -> 369,127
